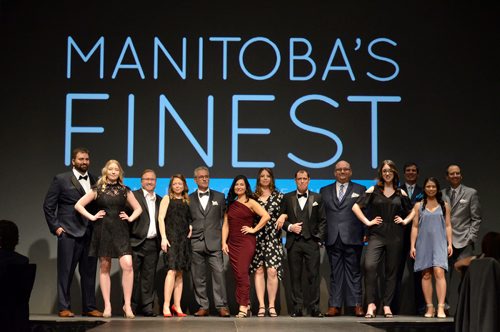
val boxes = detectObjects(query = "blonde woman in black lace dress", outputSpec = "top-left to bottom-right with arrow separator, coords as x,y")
75,160 -> 142,318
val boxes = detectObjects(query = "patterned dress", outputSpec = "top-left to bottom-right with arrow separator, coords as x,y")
250,191 -> 284,280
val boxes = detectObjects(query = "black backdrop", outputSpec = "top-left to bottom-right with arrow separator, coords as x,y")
1,0 -> 498,314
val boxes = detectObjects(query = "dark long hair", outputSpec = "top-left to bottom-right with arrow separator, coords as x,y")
254,168 -> 276,197
168,174 -> 190,203
422,177 -> 445,215
227,175 -> 253,207
376,159 -> 399,190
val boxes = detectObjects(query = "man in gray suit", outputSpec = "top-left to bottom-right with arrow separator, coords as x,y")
442,164 -> 482,261
188,166 -> 230,317
320,161 -> 366,317
442,164 -> 482,313
130,169 -> 162,317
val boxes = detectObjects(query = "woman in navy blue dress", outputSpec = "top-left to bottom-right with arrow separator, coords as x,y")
410,177 -> 452,318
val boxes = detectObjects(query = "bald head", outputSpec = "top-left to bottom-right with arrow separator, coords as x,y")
334,160 -> 352,184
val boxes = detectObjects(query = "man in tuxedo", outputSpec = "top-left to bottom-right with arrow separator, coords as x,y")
394,162 -> 425,314
282,169 -> 327,317
442,164 -> 482,312
188,166 -> 230,317
43,147 -> 102,317
320,161 -> 365,317
130,169 -> 161,317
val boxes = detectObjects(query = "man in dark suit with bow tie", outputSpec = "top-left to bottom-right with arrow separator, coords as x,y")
188,166 -> 230,317
320,160 -> 366,317
43,147 -> 102,317
130,169 -> 162,317
282,169 -> 327,317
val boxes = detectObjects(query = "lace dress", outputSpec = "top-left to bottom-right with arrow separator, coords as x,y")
89,183 -> 132,258
162,199 -> 192,271
250,191 -> 284,280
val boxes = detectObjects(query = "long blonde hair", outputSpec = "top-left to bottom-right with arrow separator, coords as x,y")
96,159 -> 125,190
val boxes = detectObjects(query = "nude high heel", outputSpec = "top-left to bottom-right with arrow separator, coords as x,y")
424,304 -> 435,318
437,304 -> 446,318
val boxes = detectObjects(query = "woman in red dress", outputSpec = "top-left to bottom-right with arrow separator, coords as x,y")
222,175 -> 270,318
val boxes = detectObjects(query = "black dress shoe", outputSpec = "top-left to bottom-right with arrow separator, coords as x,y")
290,310 -> 303,317
311,310 -> 324,318
143,311 -> 157,317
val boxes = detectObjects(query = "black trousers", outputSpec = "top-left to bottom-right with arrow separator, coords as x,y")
131,238 -> 159,314
287,237 -> 321,312
363,234 -> 403,306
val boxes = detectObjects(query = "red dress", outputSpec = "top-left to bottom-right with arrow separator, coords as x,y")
227,201 -> 256,306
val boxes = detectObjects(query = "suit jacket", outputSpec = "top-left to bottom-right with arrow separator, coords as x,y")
399,183 -> 423,205
188,189 -> 226,251
43,171 -> 97,237
320,181 -> 366,246
442,185 -> 481,248
281,190 -> 327,250
129,189 -> 162,248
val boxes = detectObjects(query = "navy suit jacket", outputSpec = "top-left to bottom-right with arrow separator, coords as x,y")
320,181 -> 366,246
399,183 -> 423,205
43,171 -> 97,237
281,191 -> 327,250
129,189 -> 162,248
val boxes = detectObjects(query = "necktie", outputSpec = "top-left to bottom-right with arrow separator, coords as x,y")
338,184 -> 345,201
450,189 -> 456,206
408,185 -> 413,198
297,193 -> 307,199
79,175 -> 88,181
199,191 -> 209,197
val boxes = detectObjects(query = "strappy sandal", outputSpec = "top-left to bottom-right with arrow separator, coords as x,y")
257,307 -> 266,317
364,312 -> 376,318
268,307 -> 278,317
384,312 -> 394,318
235,310 -> 247,318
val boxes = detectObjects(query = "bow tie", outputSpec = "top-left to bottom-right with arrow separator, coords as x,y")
198,191 -> 209,197
78,175 -> 88,181
297,193 -> 307,199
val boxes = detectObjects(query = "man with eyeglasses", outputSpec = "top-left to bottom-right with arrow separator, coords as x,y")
130,169 -> 162,316
320,161 -> 366,317
188,166 -> 230,317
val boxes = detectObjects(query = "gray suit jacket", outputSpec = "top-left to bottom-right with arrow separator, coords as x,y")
442,185 -> 481,249
188,189 -> 226,251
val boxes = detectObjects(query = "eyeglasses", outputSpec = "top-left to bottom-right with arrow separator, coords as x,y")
335,168 -> 351,172
196,175 -> 209,179
141,178 -> 156,181
382,169 -> 394,174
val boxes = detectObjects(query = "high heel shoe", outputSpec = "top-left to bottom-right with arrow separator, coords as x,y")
424,304 -> 435,318
437,304 -> 446,318
163,306 -> 172,318
122,307 -> 135,319
171,304 -> 187,317
364,304 -> 376,318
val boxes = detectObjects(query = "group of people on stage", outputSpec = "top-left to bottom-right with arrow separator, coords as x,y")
42,147 -> 483,320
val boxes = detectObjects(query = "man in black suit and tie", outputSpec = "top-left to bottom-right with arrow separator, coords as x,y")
43,147 -> 102,317
188,166 -> 230,317
320,161 -> 366,317
394,162 -> 425,314
282,169 -> 327,317
130,169 -> 162,317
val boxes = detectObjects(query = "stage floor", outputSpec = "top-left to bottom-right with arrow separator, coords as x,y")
29,314 -> 454,332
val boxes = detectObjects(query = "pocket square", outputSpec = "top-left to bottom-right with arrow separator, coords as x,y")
212,201 -> 218,205
351,193 -> 360,198
312,201 -> 318,206
459,199 -> 468,204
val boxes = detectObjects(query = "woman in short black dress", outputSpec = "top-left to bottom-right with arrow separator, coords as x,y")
75,159 -> 142,318
158,174 -> 193,317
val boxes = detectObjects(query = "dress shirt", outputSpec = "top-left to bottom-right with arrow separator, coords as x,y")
73,168 -> 91,193
142,189 -> 157,239
198,190 -> 210,210
336,182 -> 348,201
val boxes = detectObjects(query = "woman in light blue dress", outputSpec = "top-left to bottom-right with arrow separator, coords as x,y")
410,177 -> 452,318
